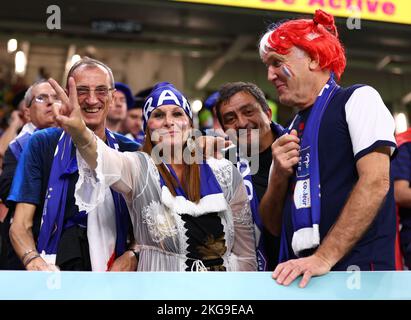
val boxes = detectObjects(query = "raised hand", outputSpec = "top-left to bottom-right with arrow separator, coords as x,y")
48,77 -> 87,137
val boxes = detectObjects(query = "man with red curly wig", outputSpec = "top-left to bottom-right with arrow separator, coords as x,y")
259,10 -> 397,287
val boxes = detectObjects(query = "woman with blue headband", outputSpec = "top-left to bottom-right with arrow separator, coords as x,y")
49,79 -> 257,271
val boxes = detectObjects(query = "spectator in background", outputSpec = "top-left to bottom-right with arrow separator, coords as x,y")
106,82 -> 129,133
0,79 -> 58,269
0,88 -> 29,268
123,87 -> 150,146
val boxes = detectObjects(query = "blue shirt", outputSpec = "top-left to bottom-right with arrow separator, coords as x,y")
282,85 -> 397,271
391,141 -> 411,252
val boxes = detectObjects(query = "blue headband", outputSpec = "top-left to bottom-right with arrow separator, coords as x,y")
143,82 -> 192,131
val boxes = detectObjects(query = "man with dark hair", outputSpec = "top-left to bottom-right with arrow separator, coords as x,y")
8,58 -> 140,271
215,81 -> 283,271
0,79 -> 58,269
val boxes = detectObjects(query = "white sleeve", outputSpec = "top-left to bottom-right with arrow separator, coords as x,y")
345,86 -> 396,160
228,164 -> 258,271
75,136 -> 143,213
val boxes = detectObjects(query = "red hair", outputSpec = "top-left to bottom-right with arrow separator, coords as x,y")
260,10 -> 346,80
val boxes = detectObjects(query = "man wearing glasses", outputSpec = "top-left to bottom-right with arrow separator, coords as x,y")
0,79 -> 58,269
8,57 -> 140,271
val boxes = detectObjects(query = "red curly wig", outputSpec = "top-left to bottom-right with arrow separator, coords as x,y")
259,10 -> 346,80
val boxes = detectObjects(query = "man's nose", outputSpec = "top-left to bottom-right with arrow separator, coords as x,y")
86,91 -> 99,104
237,115 -> 248,129
114,99 -> 124,107
267,65 -> 279,82
46,95 -> 60,106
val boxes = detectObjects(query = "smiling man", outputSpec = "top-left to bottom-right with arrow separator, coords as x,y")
106,82 -> 131,133
215,82 -> 283,271
8,58 -> 140,271
259,10 -> 397,287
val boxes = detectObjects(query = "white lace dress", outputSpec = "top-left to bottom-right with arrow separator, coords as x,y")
75,137 -> 257,271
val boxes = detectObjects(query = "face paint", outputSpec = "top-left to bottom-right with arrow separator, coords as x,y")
282,65 -> 293,78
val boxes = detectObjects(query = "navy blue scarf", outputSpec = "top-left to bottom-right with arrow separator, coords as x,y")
280,76 -> 339,261
159,163 -> 223,199
37,129 -> 129,258
237,122 -> 284,271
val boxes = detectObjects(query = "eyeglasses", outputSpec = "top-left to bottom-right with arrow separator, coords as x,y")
29,94 -> 62,106
76,86 -> 114,99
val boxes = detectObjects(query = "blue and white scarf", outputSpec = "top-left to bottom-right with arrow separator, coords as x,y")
159,162 -> 227,216
237,122 -> 284,271
237,158 -> 266,270
135,130 -> 145,146
285,75 -> 339,258
9,123 -> 37,160
37,129 -> 130,262
161,163 -> 222,197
